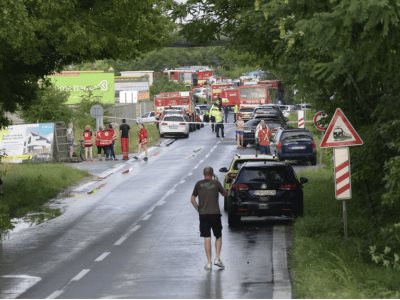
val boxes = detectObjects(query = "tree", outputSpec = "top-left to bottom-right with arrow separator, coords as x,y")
19,85 -> 72,124
0,0 -> 174,125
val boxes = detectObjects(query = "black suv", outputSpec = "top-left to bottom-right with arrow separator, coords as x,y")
227,161 -> 308,226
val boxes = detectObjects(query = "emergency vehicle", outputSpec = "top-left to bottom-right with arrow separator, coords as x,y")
219,85 -> 271,109
258,80 -> 284,103
163,68 -> 214,86
210,83 -> 234,102
154,91 -> 198,131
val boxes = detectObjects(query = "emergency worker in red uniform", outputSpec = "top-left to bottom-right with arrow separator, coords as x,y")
95,126 -> 105,161
258,123 -> 272,155
133,123 -> 149,161
82,125 -> 93,161
102,126 -> 113,160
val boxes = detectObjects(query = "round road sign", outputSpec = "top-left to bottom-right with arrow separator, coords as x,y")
313,111 -> 328,131
90,105 -> 104,118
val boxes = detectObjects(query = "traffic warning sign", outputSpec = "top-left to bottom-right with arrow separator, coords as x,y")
320,108 -> 363,148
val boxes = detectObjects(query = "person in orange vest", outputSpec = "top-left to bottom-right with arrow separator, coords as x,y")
107,123 -> 118,160
102,125 -> 114,161
95,126 -> 105,161
258,123 -> 272,155
82,125 -> 93,161
133,123 -> 149,161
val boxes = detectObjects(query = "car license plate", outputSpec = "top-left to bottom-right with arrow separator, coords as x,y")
291,146 -> 306,150
254,190 -> 276,196
259,203 -> 269,209
169,125 -> 178,129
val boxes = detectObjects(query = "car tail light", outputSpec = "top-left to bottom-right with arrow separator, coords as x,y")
179,123 -> 186,126
280,183 -> 298,190
312,141 -> 316,150
161,122 -> 168,125
276,142 -> 282,152
231,183 -> 249,191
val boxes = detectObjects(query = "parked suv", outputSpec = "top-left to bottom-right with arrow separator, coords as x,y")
227,161 -> 307,226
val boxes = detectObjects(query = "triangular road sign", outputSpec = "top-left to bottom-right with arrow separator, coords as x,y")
320,108 -> 363,148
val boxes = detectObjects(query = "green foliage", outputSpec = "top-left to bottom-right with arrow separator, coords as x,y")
0,0 -> 174,125
18,85 -> 73,124
150,76 -> 190,99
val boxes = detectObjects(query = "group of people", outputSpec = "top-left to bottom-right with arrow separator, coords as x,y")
235,116 -> 272,154
81,119 -> 149,161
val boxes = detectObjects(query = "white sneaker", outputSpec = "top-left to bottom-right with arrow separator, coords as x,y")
204,263 -> 212,270
214,259 -> 225,269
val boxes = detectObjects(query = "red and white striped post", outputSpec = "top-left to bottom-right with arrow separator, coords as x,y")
297,110 -> 305,128
334,147 -> 351,239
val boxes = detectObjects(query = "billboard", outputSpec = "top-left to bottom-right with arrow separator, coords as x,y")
0,123 -> 55,163
49,71 -> 115,104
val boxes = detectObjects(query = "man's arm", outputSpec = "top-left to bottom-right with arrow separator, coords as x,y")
191,195 -> 199,212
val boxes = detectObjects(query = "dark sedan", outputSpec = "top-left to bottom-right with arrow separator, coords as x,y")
242,118 -> 286,148
227,161 -> 308,226
271,128 -> 317,165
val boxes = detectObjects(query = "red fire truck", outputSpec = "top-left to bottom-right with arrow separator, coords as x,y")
219,85 -> 270,108
154,91 -> 198,131
163,69 -> 214,86
258,80 -> 284,103
210,83 -> 235,102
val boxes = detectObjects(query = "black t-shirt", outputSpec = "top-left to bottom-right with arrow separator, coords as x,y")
119,123 -> 130,138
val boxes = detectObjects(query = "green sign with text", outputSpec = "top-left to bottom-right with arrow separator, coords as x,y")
49,71 -> 115,104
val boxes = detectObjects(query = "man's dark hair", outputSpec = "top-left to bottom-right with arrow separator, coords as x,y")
203,166 -> 214,177
122,118 -> 126,123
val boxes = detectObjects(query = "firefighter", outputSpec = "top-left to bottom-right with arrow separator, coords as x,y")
82,125 -> 93,161
233,104 -> 239,122
215,108 -> 224,138
209,104 -> 220,133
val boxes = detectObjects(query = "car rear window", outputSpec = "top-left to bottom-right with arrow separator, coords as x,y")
240,108 -> 255,112
164,116 -> 184,122
237,166 -> 294,184
281,131 -> 312,140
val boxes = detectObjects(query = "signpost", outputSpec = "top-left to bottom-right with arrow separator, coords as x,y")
320,108 -> 363,239
297,110 -> 305,128
90,105 -> 104,130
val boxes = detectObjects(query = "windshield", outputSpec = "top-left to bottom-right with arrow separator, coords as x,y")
237,166 -> 293,184
282,132 -> 312,140
240,87 -> 266,99
164,116 -> 184,122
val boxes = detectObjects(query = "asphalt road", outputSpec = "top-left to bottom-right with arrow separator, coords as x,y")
0,119 -> 299,299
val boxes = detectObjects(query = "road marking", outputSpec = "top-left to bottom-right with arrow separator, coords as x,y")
272,226 -> 292,299
142,214 -> 152,221
157,200 -> 166,206
130,225 -> 141,232
71,269 -> 90,281
114,235 -> 129,246
188,172 -> 193,176
95,252 -> 111,262
179,179 -> 186,184
46,290 -> 64,299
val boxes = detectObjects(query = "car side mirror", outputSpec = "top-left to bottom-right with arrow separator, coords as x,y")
300,177 -> 308,184
219,167 -> 228,173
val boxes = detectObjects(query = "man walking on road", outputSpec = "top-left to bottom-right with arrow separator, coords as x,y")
119,119 -> 131,160
191,166 -> 227,270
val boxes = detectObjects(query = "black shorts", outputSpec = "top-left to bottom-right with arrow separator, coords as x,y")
199,214 -> 222,238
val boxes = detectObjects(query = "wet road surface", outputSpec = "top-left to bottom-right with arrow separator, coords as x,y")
0,120 -> 297,299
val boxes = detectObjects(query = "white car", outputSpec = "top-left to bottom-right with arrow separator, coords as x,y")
138,111 -> 155,123
159,114 -> 190,138
193,87 -> 208,99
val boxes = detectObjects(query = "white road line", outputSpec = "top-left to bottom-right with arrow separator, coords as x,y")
142,214 -> 152,221
130,225 -> 141,232
157,200 -> 166,206
46,290 -> 64,299
179,179 -> 186,184
114,235 -> 129,246
95,252 -> 111,262
188,172 -> 193,176
272,226 -> 292,299
71,269 -> 90,282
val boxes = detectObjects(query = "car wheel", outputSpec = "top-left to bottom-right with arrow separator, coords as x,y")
311,158 -> 317,166
184,133 -> 189,138
243,142 -> 248,148
228,206 -> 240,227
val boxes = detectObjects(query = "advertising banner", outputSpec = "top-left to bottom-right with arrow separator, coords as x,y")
0,123 -> 55,163
49,71 -> 115,104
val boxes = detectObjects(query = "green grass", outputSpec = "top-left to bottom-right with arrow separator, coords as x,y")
0,163 -> 89,236
292,168 -> 400,298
